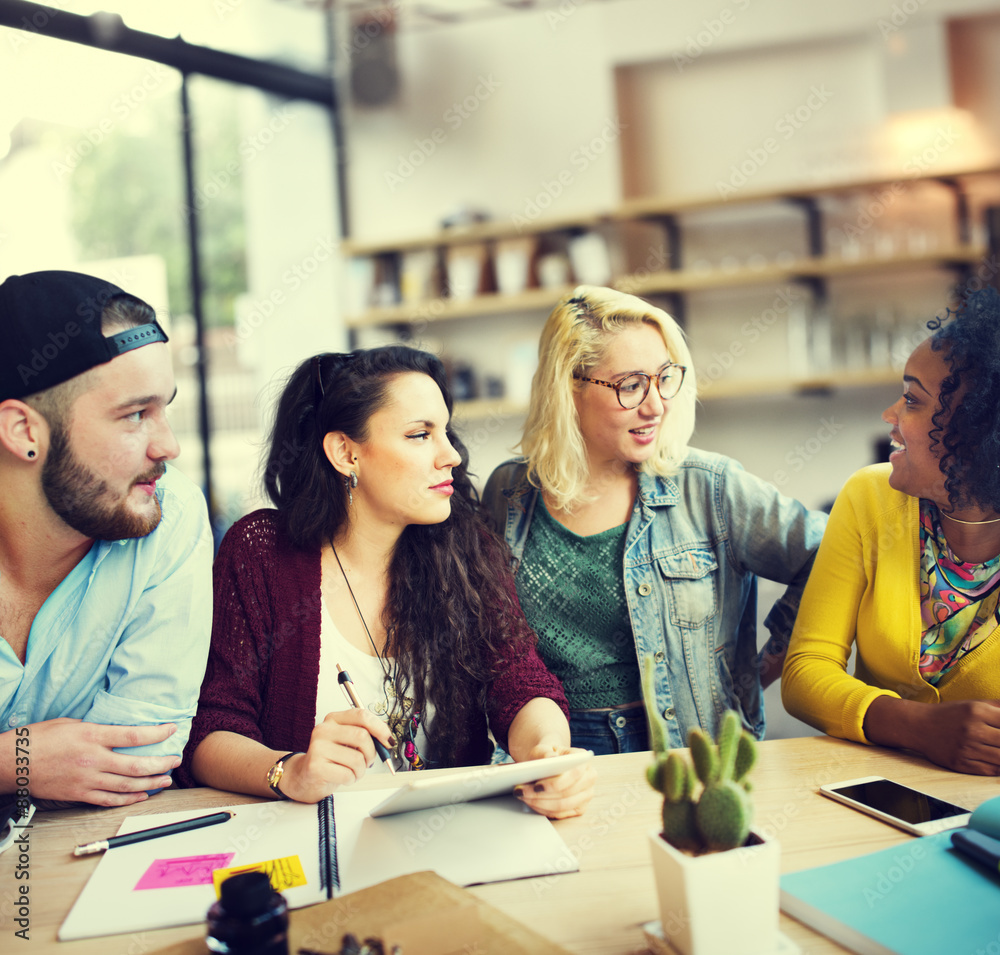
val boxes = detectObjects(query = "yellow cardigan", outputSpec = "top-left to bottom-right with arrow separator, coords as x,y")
781,463 -> 1000,743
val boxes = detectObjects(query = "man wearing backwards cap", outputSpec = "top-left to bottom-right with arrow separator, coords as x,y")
0,270 -> 211,807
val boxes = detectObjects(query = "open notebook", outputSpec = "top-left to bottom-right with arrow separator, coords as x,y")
59,789 -> 578,940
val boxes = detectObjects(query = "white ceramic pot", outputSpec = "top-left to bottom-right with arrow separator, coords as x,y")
648,829 -> 780,955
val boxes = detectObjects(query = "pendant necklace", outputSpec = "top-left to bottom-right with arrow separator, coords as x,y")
330,543 -> 424,770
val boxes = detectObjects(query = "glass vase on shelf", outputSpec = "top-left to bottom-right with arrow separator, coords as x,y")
807,304 -> 833,376
786,300 -> 810,378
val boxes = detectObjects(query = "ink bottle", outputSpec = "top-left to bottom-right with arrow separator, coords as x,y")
206,871 -> 289,954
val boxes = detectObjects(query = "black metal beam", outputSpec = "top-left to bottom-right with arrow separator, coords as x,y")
179,75 -> 214,520
785,196 -> 825,258
0,1 -> 335,106
936,177 -> 971,246
325,8 -> 351,242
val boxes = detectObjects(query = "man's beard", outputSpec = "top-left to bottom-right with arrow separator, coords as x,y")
42,424 -> 164,540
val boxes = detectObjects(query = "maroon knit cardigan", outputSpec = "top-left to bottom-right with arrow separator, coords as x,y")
177,510 -> 568,786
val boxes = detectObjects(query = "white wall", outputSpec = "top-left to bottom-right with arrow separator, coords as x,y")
342,0 -> 1000,240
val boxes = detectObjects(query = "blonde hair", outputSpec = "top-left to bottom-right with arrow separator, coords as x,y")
519,285 -> 697,511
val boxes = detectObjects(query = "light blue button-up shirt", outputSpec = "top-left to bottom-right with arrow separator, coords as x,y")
483,449 -> 828,748
0,466 -> 212,759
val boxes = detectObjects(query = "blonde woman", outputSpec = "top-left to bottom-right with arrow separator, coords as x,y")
483,286 -> 827,753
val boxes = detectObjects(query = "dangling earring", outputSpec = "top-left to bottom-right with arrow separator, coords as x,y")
345,470 -> 358,505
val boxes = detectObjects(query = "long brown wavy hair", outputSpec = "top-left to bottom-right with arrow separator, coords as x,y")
263,345 -> 531,765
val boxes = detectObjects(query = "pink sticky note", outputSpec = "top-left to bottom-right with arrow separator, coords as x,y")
134,853 -> 235,890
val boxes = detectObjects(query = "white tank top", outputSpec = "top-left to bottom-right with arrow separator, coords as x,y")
316,597 -> 432,773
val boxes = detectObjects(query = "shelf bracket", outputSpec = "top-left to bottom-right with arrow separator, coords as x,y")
647,291 -> 686,326
936,177 -> 971,246
789,274 -> 828,308
647,214 -> 682,271
784,196 -> 825,258
943,261 -> 975,300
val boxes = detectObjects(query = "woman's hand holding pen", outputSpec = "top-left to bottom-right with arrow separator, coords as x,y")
277,710 -> 395,804
514,744 -> 597,820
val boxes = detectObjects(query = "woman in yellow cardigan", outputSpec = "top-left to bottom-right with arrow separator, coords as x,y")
783,287 -> 1000,775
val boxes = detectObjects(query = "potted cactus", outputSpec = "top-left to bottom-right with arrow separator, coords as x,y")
643,662 -> 781,955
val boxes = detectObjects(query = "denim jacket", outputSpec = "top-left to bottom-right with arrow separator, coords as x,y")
482,448 -> 827,747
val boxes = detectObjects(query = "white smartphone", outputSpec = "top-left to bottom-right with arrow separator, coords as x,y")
819,776 -> 971,836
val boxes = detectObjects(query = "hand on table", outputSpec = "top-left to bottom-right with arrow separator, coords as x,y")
514,744 -> 596,819
864,696 -> 1000,775
912,700 -> 1000,775
278,708 -> 395,804
9,718 -> 180,807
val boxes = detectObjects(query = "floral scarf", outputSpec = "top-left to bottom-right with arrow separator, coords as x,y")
918,499 -> 1000,683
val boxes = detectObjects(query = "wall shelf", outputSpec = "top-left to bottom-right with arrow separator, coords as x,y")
347,244 -> 988,326
346,284 -> 576,328
450,367 -> 903,420
343,163 -> 1000,405
344,163 -> 1000,262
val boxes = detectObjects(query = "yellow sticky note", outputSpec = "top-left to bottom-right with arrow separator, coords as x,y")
212,855 -> 307,896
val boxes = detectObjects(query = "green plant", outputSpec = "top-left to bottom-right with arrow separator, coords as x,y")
643,658 -> 757,853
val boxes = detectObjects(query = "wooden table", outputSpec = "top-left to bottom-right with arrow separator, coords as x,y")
3,736 -> 996,955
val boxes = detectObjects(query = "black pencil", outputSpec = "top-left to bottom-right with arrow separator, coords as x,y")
72,810 -> 235,856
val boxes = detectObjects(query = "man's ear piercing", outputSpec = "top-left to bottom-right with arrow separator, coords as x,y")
26,450 -> 35,459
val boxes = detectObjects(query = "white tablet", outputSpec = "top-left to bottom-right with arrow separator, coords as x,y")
368,750 -> 594,817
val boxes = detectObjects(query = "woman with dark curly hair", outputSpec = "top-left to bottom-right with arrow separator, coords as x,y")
783,286 -> 1000,775
179,345 -> 594,815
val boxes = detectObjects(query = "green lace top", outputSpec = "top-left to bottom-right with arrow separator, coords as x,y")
515,500 -> 639,709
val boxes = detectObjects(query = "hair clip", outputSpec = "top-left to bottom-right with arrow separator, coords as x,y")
311,355 -> 326,401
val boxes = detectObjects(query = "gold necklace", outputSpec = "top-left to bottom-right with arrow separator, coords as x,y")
941,513 -> 1000,526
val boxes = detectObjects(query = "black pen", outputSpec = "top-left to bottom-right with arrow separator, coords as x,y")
336,663 -> 396,774
73,810 -> 235,856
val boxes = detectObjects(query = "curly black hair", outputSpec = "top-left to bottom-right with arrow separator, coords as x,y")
263,345 -> 532,766
928,285 -> 1000,512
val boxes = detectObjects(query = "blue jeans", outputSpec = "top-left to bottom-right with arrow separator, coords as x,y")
569,707 -> 649,755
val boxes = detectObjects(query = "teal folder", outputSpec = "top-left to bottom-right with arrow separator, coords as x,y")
780,830 -> 1000,955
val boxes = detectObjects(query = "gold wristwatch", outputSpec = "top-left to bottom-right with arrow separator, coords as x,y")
266,752 -> 299,799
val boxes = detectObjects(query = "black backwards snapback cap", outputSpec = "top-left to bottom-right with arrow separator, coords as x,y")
0,270 -> 169,402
